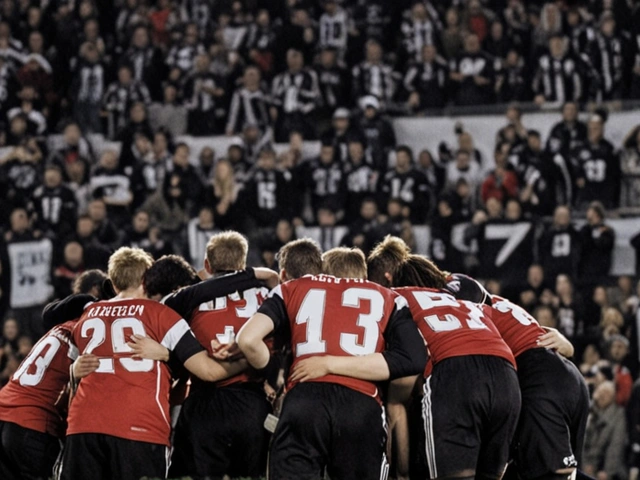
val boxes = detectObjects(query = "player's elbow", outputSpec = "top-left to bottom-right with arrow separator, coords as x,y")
236,330 -> 263,367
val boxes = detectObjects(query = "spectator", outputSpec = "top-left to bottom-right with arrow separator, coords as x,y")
480,141 -> 519,206
166,22 -> 205,77
32,165 -> 77,237
103,64 -> 151,140
239,148 -> 292,231
87,198 -> 120,249
71,42 -> 104,133
122,25 -> 165,101
403,44 -> 448,112
400,2 -> 439,66
304,142 -> 345,222
0,139 -> 42,206
496,49 -> 528,103
583,381 -> 627,479
167,143 -> 203,212
607,334 -> 633,407
483,20 -> 511,60
182,53 -> 224,136
204,158 -> 237,230
518,264 -> 548,312
533,35 -> 585,106
446,149 -> 483,197
185,206 -> 220,269
591,12 -> 623,101
7,86 -> 47,136
341,197 -> 382,253
352,39 -> 397,107
245,9 -> 278,75
321,108 -> 356,163
258,218 -> 295,270
546,102 -> 588,157
122,210 -> 172,259
52,240 -> 84,299
578,202 -> 615,289
226,65 -> 271,136
148,83 -> 187,137
318,0 -> 349,61
621,125 -> 640,207
270,48 -> 320,141
440,7 -> 464,60
343,138 -> 377,224
514,130 -> 571,216
462,0 -> 494,43
573,114 -> 620,210
449,33 -> 495,106
430,194 -> 464,274
355,95 -> 396,170
89,151 -> 133,227
315,48 -> 350,124
538,205 -> 581,282
48,122 -> 95,168
378,145 -> 429,224
129,134 -> 162,209
554,274 -> 587,351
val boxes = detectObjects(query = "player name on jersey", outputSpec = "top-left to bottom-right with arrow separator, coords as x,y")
86,304 -> 145,318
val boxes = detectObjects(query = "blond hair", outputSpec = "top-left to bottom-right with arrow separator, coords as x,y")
108,247 -> 154,291
206,231 -> 248,272
367,236 -> 411,287
323,247 -> 367,279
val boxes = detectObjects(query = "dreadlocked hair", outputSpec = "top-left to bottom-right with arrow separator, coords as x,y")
395,254 -> 448,289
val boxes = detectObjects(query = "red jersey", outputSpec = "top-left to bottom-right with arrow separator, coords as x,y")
394,287 -> 515,368
489,296 -> 546,358
67,298 -> 192,446
190,286 -> 268,387
0,321 -> 78,437
261,275 -> 409,399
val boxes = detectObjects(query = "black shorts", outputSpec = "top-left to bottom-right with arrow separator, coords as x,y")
169,382 -> 271,479
60,433 -> 169,480
269,382 -> 389,480
423,355 -> 521,479
0,421 -> 60,480
513,348 -> 590,479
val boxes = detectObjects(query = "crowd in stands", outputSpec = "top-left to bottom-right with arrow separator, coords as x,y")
0,0 -> 640,475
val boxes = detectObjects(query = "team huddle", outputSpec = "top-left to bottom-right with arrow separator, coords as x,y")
0,230 -> 590,480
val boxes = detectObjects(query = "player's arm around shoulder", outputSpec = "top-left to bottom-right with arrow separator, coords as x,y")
236,312 -> 276,370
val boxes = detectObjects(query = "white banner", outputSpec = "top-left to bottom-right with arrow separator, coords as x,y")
8,239 -> 54,308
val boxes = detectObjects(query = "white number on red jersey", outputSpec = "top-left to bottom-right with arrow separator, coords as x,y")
81,317 -> 154,373
295,287 -> 385,357
493,299 -> 539,326
412,291 -> 488,333
12,337 -> 61,386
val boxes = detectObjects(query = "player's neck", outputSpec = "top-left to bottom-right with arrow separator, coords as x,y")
114,285 -> 147,300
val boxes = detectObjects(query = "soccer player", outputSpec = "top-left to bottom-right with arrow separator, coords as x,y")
59,247 -> 247,480
165,232 -> 277,479
367,238 -> 521,480
0,269 -> 108,480
236,240 -> 426,480
446,273 -> 590,480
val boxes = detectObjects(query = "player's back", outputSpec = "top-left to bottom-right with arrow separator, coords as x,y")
394,287 -> 515,366
190,286 -> 268,387
68,298 -> 187,446
489,296 -> 546,358
0,320 -> 78,438
276,274 -> 403,398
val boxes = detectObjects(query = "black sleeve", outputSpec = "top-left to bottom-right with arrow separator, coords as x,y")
382,304 -> 427,380
172,330 -> 205,364
256,294 -> 289,332
164,269 -> 263,319
42,294 -> 97,330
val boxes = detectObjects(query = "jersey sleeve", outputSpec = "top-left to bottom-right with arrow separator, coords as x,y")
42,294 -> 96,330
256,285 -> 289,332
163,269 -> 263,318
382,296 -> 427,380
155,308 -> 204,364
